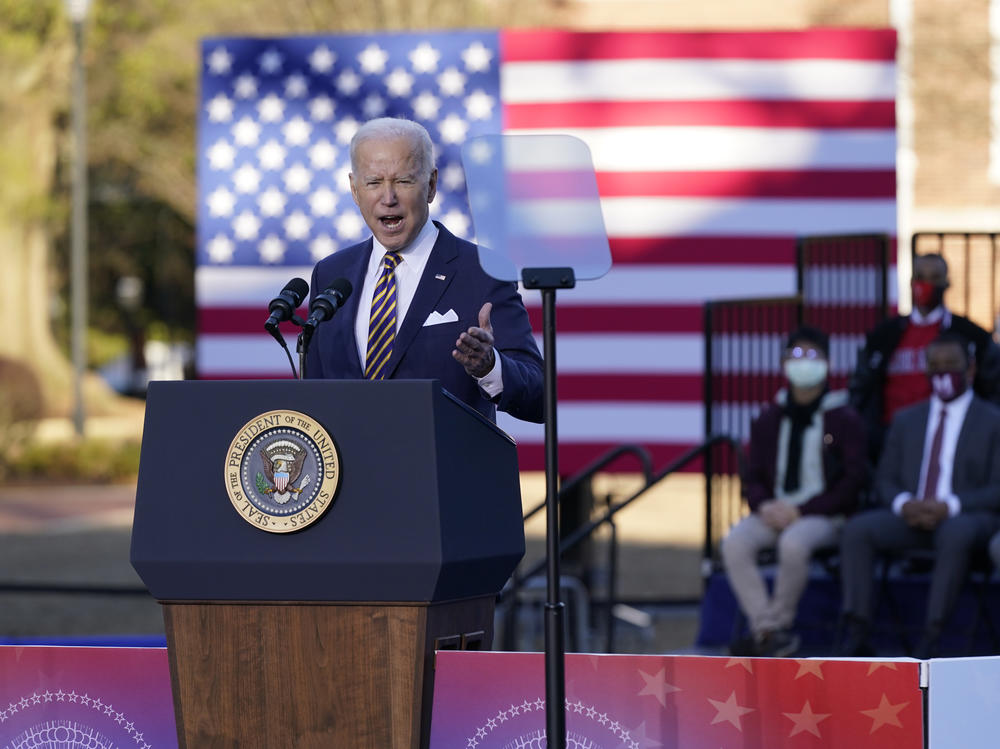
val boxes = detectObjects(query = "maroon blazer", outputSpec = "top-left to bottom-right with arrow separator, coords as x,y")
744,393 -> 869,516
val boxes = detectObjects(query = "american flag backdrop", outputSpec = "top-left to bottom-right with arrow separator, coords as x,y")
196,29 -> 897,473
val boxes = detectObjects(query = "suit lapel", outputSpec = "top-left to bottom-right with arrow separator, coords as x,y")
329,239 -> 373,377
906,403 -> 932,491
952,397 -> 978,485
385,223 -> 458,378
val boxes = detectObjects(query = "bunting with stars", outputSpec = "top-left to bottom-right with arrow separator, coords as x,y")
0,645 -> 177,748
429,651 -> 922,748
195,29 -> 897,473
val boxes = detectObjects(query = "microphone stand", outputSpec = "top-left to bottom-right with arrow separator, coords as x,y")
265,313 -> 307,380
297,323 -> 312,380
522,265 -> 575,749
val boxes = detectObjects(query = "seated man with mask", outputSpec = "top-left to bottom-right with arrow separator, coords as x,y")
722,326 -> 868,657
839,330 -> 1000,659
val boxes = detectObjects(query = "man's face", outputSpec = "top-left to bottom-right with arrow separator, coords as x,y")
349,135 -> 438,252
912,256 -> 948,286
925,342 -> 968,376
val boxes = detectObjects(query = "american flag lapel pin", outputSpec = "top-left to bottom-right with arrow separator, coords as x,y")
435,274 -> 446,281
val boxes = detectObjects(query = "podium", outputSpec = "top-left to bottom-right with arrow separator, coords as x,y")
130,380 -> 526,748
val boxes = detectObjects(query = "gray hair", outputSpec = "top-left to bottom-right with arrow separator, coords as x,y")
350,117 -> 435,177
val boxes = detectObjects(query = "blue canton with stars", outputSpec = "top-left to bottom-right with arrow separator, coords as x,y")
198,32 -> 502,268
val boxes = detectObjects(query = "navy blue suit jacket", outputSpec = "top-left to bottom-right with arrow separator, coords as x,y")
305,222 -> 544,423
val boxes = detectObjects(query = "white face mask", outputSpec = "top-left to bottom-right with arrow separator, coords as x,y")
783,359 -> 828,388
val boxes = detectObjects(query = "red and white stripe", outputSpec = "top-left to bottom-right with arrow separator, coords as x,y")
497,29 -> 896,470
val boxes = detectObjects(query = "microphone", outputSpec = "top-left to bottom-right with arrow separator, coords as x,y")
304,278 -> 353,331
264,278 -> 309,334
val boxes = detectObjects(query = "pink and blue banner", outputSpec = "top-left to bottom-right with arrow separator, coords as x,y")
430,651 -> 922,748
0,646 -> 177,747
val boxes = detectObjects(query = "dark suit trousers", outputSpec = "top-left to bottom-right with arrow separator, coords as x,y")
841,508 -> 999,629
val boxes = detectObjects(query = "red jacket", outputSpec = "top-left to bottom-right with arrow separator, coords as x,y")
745,390 -> 869,516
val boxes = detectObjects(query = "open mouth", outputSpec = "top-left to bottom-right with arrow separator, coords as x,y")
380,215 -> 404,231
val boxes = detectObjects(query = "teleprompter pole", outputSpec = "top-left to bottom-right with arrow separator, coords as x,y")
523,267 -> 575,749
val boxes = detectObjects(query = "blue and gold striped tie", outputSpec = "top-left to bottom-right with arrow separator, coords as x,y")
365,252 -> 402,380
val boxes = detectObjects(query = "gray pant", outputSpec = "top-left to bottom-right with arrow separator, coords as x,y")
721,513 -> 839,636
840,509 -> 1000,630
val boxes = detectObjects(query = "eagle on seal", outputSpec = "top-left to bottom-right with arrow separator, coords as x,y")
260,440 -> 305,494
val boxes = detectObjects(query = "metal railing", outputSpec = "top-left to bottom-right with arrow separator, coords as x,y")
798,233 -> 890,389
500,435 -> 743,654
913,231 -> 1000,332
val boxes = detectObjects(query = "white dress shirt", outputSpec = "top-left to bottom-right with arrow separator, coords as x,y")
891,387 -> 973,518
356,219 -> 503,393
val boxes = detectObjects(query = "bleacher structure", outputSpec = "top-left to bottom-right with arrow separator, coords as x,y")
499,231 -> 1000,656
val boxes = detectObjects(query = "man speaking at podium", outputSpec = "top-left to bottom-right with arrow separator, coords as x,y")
305,117 -> 544,424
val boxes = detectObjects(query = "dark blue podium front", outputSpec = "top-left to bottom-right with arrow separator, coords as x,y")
130,379 -> 525,602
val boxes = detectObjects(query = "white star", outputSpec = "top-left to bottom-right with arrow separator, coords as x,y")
637,668 -> 682,708
334,164 -> 352,191
362,93 -> 386,119
258,94 -> 285,123
461,41 -> 493,73
441,209 -> 470,238
207,235 -> 235,263
259,48 -> 283,74
309,94 -> 335,121
438,67 -> 466,97
385,67 -> 415,97
309,187 -> 338,216
206,46 -> 233,75
336,212 -> 364,240
409,42 -> 440,73
207,186 -> 236,216
285,73 -> 308,98
358,43 -> 389,74
336,69 -> 362,96
258,139 -> 287,170
411,91 -> 442,120
207,139 -> 236,170
440,163 -> 465,191
233,163 -> 262,193
309,44 -> 336,73
438,113 -> 469,144
258,234 -> 286,262
283,116 -> 312,146
258,187 -> 287,217
464,90 -> 495,120
283,163 -> 312,193
206,93 -> 234,123
233,211 -> 261,240
308,139 -> 338,169
708,690 -> 755,730
284,210 -> 313,240
466,138 -> 493,165
335,117 -> 360,145
232,116 -> 261,147
310,234 -> 336,261
233,74 -> 258,99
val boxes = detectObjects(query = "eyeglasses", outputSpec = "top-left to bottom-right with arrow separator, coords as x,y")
784,346 -> 824,360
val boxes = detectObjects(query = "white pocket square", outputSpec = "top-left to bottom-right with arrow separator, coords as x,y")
423,308 -> 459,327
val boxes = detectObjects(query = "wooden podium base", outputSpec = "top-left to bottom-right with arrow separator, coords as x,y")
162,597 -> 494,749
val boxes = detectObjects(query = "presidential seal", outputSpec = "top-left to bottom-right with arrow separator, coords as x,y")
225,409 -> 340,533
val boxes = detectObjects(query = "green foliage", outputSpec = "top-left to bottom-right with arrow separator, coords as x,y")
256,472 -> 269,495
0,0 -> 60,45
86,327 -> 129,369
5,438 -> 141,483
